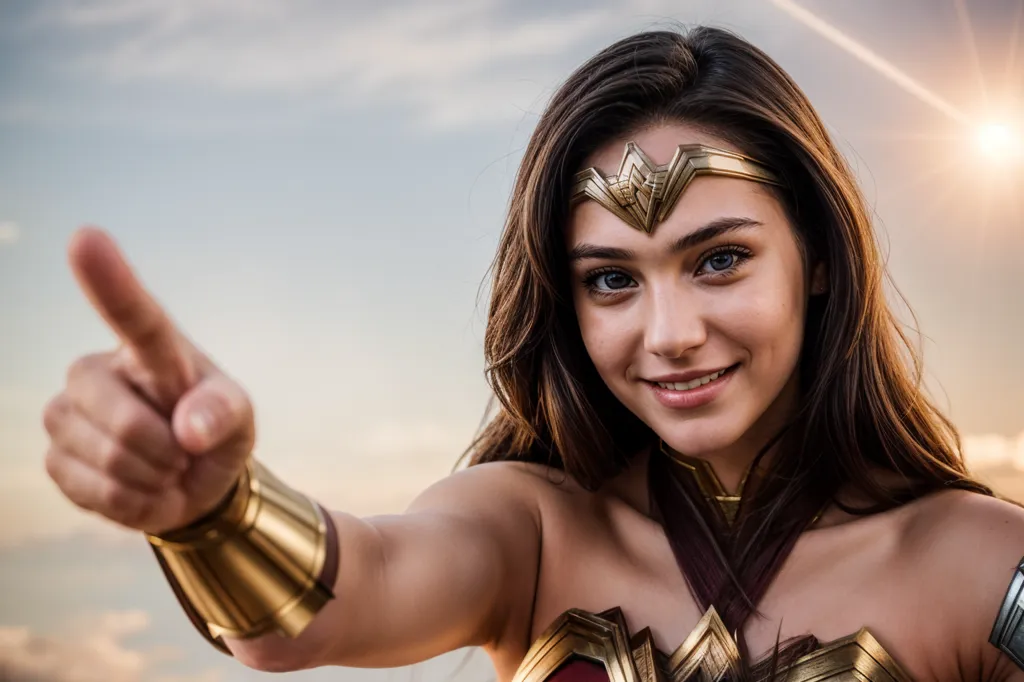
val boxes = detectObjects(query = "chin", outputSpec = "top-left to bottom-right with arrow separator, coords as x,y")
650,412 -> 750,458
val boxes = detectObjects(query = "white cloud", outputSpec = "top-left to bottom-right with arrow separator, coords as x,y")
5,0 -> 804,132
0,610 -> 224,682
23,0 -> 786,130
33,0 -> 624,129
0,222 -> 20,245
963,430 -> 1024,470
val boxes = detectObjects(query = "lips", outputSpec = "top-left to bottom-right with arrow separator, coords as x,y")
644,364 -> 739,410
653,368 -> 729,392
646,363 -> 739,389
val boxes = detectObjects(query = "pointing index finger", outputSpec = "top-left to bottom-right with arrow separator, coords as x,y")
68,227 -> 195,405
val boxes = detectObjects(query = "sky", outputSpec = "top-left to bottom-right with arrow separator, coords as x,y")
0,0 -> 1022,680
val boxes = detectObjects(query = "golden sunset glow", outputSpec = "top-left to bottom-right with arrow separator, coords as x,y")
976,121 -> 1024,163
769,0 -> 1023,226
768,0 -> 969,124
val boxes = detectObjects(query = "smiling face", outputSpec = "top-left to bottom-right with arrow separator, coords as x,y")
568,124 -> 820,468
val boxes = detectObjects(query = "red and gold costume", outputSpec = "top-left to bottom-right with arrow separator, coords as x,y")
513,607 -> 909,682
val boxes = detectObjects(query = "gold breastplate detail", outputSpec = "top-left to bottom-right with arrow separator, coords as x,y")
511,606 -> 912,682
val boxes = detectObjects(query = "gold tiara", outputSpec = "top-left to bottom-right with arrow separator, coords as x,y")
570,142 -> 783,233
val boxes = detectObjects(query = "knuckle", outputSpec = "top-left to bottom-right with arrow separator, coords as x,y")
43,448 -> 63,482
110,345 -> 138,374
66,354 -> 100,384
109,403 -> 147,444
42,394 -> 68,435
44,451 -> 93,512
67,351 -> 116,386
98,439 -> 132,476
99,482 -> 135,513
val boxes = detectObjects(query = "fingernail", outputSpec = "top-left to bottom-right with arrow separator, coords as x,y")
189,409 -> 214,445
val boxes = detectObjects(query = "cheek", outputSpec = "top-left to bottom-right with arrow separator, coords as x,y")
713,275 -> 805,367
576,305 -> 635,378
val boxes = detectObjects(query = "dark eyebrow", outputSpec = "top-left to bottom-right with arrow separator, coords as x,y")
568,217 -> 762,262
668,217 -> 762,254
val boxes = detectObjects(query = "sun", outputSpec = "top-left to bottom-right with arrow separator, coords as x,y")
976,122 -> 1024,164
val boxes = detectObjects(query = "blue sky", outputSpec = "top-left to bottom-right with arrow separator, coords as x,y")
1,0 -> 1023,680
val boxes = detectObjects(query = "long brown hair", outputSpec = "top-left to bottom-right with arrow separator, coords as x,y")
463,25 -> 990,668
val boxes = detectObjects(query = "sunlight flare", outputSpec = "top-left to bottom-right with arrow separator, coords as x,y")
976,121 -> 1024,163
768,0 -> 969,124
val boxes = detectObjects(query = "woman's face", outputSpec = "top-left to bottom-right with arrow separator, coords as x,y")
568,124 -> 818,460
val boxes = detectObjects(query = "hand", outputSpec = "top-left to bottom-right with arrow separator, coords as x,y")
43,227 -> 255,535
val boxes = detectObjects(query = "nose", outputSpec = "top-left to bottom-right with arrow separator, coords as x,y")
643,285 -> 707,358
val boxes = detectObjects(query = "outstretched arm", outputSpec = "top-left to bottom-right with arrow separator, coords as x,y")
43,227 -> 543,674
227,461 -> 544,672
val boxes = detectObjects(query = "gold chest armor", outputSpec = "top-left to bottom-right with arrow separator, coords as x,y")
512,606 -> 911,682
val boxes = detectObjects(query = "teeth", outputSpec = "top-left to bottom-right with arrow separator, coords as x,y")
656,369 -> 726,391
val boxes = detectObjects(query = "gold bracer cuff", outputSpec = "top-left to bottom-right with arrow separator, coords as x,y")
146,459 -> 339,655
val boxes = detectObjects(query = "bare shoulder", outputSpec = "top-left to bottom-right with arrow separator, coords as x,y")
901,489 -> 1024,678
405,459 -> 589,521
903,488 -> 1024,567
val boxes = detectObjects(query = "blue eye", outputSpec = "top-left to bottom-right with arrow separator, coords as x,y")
583,269 -> 636,295
698,246 -> 752,277
595,272 -> 632,290
707,253 -> 735,271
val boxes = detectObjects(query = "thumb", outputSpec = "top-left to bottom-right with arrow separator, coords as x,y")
172,372 -> 255,457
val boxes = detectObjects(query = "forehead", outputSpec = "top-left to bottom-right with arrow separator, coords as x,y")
582,122 -> 742,170
568,123 -> 789,248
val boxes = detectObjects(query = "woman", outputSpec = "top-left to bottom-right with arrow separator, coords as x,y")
41,26 -> 1024,682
